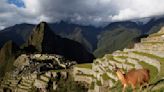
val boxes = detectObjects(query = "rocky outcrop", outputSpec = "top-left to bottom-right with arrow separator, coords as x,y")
0,41 -> 19,77
24,22 -> 95,63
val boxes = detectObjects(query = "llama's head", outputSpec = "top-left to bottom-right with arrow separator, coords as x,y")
112,64 -> 126,81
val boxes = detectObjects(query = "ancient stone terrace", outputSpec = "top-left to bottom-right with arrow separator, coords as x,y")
0,54 -> 73,92
73,27 -> 164,92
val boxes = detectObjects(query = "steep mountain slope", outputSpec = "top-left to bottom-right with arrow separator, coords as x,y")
0,24 -> 34,47
94,25 -> 140,57
146,17 -> 164,34
49,21 -> 101,52
0,41 -> 19,77
23,22 -> 94,63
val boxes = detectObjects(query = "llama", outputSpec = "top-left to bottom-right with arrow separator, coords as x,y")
113,64 -> 150,92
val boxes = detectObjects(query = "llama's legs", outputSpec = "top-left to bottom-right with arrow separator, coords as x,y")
122,85 -> 127,92
132,84 -> 136,92
139,85 -> 143,91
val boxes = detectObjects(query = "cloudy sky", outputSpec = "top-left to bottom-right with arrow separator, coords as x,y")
1,0 -> 164,29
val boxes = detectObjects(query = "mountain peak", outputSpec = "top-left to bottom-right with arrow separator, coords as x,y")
24,22 -> 94,63
27,22 -> 56,52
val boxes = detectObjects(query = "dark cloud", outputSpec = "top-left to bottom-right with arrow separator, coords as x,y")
0,0 -> 164,29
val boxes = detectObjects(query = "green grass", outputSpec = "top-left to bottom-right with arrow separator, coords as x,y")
93,27 -> 139,58
149,33 -> 164,37
139,61 -> 158,82
75,63 -> 92,69
90,82 -> 95,89
107,55 -> 122,64
133,51 -> 164,79
102,73 -> 110,80
116,56 -> 128,59
142,42 -> 164,45
124,61 -> 135,67
101,73 -> 116,83
96,80 -> 102,86
76,74 -> 95,78
115,56 -> 135,67
50,69 -> 68,72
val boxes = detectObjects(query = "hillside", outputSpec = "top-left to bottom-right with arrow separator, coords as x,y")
0,41 -> 19,77
0,24 -> 34,47
73,27 -> 164,92
94,26 -> 140,57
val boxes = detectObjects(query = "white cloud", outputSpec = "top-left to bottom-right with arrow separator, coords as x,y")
1,0 -> 164,28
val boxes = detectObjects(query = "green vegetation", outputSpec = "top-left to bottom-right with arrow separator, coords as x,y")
0,41 -> 18,78
102,73 -> 110,80
116,56 -> 128,59
148,23 -> 164,34
149,33 -> 164,37
106,55 -> 122,64
94,27 -> 139,57
142,42 -> 164,45
133,51 -> 164,78
55,73 -> 88,92
96,80 -> 102,86
75,63 -> 92,69
90,82 -> 95,89
139,61 -> 158,82
77,74 -> 95,78
124,61 -> 135,67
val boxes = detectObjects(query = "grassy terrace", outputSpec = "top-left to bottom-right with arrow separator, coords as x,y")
75,63 -> 92,69
114,51 -> 128,55
106,55 -> 122,64
115,56 -> 135,67
149,33 -> 164,37
139,61 -> 158,82
102,73 -> 115,83
124,61 -> 135,67
90,82 -> 95,89
142,42 -> 164,45
102,73 -> 110,80
96,80 -> 102,86
50,69 -> 69,72
76,74 -> 95,79
133,51 -> 164,78
115,56 -> 128,59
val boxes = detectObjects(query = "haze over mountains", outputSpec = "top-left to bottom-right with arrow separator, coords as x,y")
1,16 -> 164,58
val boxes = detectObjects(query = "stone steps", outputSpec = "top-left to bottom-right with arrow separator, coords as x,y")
16,87 -> 29,92
128,51 -> 160,71
20,80 -> 33,87
134,43 -> 164,51
132,49 -> 164,58
18,84 -> 31,90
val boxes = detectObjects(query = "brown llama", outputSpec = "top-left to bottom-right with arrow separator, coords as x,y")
113,64 -> 150,92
